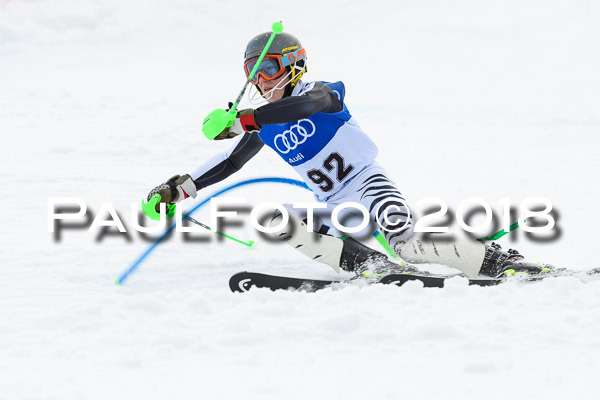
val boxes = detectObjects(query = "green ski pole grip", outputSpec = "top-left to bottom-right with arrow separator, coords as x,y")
141,194 -> 176,221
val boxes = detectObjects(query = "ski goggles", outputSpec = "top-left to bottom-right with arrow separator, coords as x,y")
244,48 -> 306,84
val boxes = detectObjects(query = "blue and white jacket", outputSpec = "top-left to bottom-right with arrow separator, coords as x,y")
191,80 -> 379,200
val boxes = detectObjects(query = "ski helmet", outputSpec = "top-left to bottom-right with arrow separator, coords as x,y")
244,31 -> 307,97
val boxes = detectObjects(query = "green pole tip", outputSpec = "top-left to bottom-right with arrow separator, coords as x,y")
272,21 -> 283,34
115,280 -> 121,286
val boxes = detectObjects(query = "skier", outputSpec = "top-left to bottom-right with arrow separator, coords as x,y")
145,31 -> 550,279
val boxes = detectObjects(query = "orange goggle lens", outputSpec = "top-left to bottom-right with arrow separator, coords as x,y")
244,48 -> 306,84
244,56 -> 285,84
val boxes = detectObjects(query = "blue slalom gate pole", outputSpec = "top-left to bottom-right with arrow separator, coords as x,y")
116,177 -> 310,285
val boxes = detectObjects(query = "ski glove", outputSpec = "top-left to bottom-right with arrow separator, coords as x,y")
147,174 -> 197,210
214,108 -> 260,140
238,108 -> 260,131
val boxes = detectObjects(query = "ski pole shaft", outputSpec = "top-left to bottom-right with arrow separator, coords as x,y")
478,220 -> 524,242
373,231 -> 398,258
231,81 -> 251,112
185,216 -> 255,247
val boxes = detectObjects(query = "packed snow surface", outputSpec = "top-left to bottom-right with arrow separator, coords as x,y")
1,0 -> 599,399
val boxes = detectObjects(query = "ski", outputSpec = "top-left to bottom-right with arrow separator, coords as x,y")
230,271 -> 341,293
229,268 -> 600,293
381,268 -> 600,288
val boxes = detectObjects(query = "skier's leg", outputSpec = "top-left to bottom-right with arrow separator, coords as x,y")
268,202 -> 545,278
345,164 -> 506,278
269,205 -> 410,274
339,163 -> 415,254
269,207 -> 343,272
398,233 -> 486,278
268,164 -> 548,278
267,163 -> 416,275
396,232 -> 555,278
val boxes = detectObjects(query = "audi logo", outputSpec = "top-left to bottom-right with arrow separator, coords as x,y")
274,119 -> 316,154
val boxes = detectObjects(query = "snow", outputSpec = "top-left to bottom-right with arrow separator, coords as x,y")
2,0 -> 600,398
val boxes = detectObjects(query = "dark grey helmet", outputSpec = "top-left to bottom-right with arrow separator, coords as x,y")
244,31 -> 307,88
245,32 -> 303,61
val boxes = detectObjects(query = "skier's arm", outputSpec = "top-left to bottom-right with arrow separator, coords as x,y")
254,82 -> 343,125
146,132 -> 263,208
190,130 -> 264,190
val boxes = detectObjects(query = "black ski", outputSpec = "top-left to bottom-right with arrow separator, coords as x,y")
229,268 -> 600,293
230,271 -> 340,293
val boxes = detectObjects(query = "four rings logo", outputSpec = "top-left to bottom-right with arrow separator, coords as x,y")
274,119 -> 316,154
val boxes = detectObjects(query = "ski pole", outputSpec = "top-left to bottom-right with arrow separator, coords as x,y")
478,220 -> 524,242
230,21 -> 283,111
373,231 -> 398,258
202,21 -> 284,140
185,216 -> 255,247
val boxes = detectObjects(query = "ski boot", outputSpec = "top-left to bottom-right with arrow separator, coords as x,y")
340,237 -> 417,277
479,243 -> 555,278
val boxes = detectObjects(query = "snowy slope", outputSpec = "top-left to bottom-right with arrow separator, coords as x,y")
1,0 -> 599,399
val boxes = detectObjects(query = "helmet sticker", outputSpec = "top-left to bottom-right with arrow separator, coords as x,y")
280,48 -> 306,67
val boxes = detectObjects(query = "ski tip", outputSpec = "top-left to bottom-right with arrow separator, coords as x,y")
248,241 -> 255,247
229,271 -> 252,293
